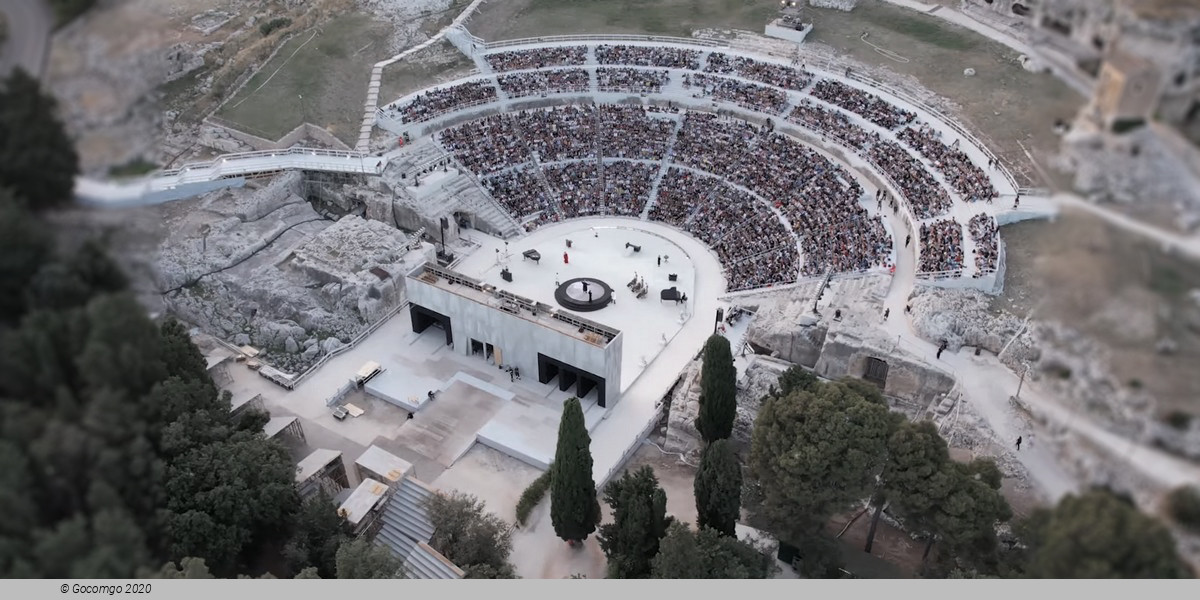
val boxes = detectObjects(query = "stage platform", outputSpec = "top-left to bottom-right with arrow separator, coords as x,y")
455,220 -> 701,394
363,367 -> 442,413
475,392 -> 605,470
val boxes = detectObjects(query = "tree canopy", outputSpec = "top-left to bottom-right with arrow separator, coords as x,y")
696,335 -> 737,443
1020,490 -> 1192,578
651,522 -> 774,579
0,69 -> 79,210
694,439 -> 741,537
333,539 -> 404,579
598,465 -> 673,579
550,397 -> 600,544
748,378 -> 894,543
426,491 -> 517,578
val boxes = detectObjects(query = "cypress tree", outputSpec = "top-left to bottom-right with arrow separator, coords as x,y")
696,334 -> 737,442
549,397 -> 600,544
598,466 -> 673,578
694,439 -> 741,537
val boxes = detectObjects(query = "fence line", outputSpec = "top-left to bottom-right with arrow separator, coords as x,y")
286,300 -> 410,390
484,34 -> 728,50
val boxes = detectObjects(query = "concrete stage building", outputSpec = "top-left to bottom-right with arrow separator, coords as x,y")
406,261 -> 624,408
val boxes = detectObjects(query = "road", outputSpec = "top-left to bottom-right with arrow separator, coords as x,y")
0,0 -> 53,78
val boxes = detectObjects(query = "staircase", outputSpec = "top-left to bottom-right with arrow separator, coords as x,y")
527,153 -> 564,218
453,170 -> 524,238
641,117 -> 683,220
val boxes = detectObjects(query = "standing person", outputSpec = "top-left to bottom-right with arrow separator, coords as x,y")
657,255 -> 662,266
1013,194 -> 1021,209
883,308 -> 890,320
563,251 -> 569,264
1016,436 -> 1023,451
905,234 -> 911,247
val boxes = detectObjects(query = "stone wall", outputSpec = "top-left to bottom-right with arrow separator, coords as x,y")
813,330 -> 956,407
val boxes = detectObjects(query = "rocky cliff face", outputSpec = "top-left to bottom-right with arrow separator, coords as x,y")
155,173 -> 432,374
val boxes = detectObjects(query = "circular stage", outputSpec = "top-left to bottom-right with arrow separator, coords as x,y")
554,277 -> 613,312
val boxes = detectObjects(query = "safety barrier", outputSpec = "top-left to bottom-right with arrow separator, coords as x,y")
484,34 -> 728,50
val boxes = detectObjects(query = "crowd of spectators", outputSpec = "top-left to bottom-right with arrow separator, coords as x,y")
787,100 -> 873,151
597,105 -> 675,160
543,163 -> 600,217
599,161 -> 658,217
810,79 -> 915,130
896,124 -> 997,203
917,218 -> 964,273
514,106 -> 597,161
866,138 -> 953,219
484,46 -> 588,71
672,112 -> 762,180
498,69 -> 590,98
394,81 -> 497,124
596,68 -> 670,94
650,168 -> 799,289
439,114 -> 531,175
703,52 -> 813,91
439,105 -> 901,289
481,170 -> 553,220
682,73 -> 788,115
596,44 -> 701,69
968,213 -> 998,274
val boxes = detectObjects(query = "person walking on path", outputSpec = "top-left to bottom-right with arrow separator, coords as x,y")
1016,436 -> 1023,451
905,234 -> 911,247
883,308 -> 890,320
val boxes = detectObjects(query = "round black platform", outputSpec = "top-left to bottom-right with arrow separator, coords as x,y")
554,277 -> 613,312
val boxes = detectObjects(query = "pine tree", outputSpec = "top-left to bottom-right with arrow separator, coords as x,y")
549,397 -> 600,544
694,439 -> 741,537
695,334 -> 737,442
598,466 -> 673,578
1020,489 -> 1191,578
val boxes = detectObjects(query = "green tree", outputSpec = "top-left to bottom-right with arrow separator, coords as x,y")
426,492 -> 517,578
1020,490 -> 1191,578
0,190 -> 50,322
147,557 -> 216,579
748,380 -> 893,545
865,420 -> 949,553
334,539 -> 404,579
0,69 -> 79,210
922,459 -> 1011,574
775,365 -> 818,398
163,430 -> 300,575
694,439 -> 741,537
294,566 -> 321,579
651,522 -> 774,579
1166,486 -> 1200,534
549,397 -> 600,545
695,335 -> 737,443
282,491 -> 350,578
598,466 -> 673,579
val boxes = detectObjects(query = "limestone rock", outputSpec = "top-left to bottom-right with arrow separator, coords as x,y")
321,337 -> 346,354
284,336 -> 300,354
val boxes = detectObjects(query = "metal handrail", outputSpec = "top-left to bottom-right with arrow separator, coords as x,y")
484,34 -> 728,51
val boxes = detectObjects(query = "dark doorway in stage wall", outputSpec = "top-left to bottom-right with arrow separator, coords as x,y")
410,304 -> 453,346
863,356 -> 889,389
537,353 -> 607,408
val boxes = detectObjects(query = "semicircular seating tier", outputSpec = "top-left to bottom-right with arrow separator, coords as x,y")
379,40 -> 1012,291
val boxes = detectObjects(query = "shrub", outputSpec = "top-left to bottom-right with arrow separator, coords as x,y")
259,17 -> 292,36
1164,410 -> 1193,431
515,466 -> 552,526
1166,486 -> 1200,533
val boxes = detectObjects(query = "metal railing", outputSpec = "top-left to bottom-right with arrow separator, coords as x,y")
484,34 -> 728,51
159,147 -> 371,177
